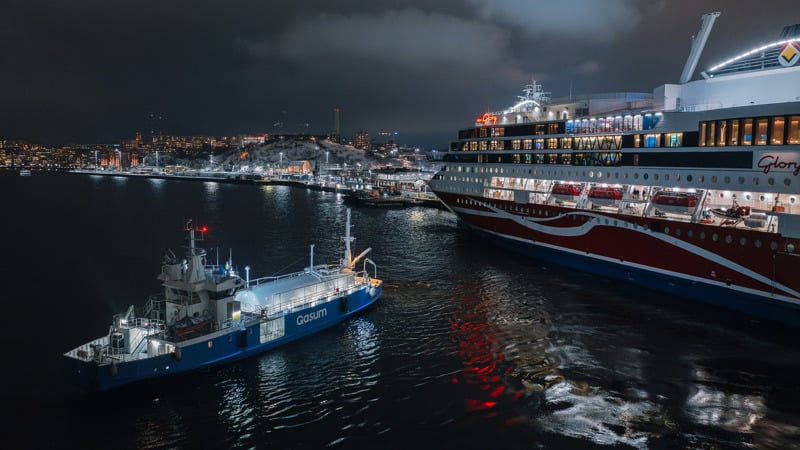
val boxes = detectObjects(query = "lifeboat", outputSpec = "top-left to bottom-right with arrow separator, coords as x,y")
651,191 -> 700,214
709,204 -> 751,220
588,187 -> 622,206
551,183 -> 582,201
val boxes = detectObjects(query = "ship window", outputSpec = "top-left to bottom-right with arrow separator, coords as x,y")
741,119 -> 753,145
687,175 -> 692,182
699,123 -> 707,146
666,133 -> 682,147
645,134 -> 660,148
705,122 -> 715,147
771,117 -> 785,145
755,118 -> 768,145
740,237 -> 747,246
700,231 -> 706,239
738,176 -> 744,184
770,242 -> 778,250
725,235 -> 733,244
717,121 -> 727,146
512,139 -> 521,150
789,116 -> 800,144
755,239 -> 762,248
728,120 -> 739,145
724,176 -> 730,184
785,178 -> 791,187
712,233 -> 719,242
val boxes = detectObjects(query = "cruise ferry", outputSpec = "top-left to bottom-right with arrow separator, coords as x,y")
428,13 -> 800,324
64,209 -> 382,391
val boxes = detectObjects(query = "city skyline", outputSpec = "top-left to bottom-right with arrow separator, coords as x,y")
2,1 -> 798,148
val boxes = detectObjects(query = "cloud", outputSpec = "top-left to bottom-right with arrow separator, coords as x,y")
466,0 -> 646,44
246,8 -> 510,69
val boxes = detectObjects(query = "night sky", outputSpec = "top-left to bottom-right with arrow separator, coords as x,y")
2,0 -> 797,148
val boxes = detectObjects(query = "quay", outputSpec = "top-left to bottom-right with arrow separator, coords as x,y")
67,169 -> 446,209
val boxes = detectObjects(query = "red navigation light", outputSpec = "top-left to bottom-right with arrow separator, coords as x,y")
201,225 -> 209,233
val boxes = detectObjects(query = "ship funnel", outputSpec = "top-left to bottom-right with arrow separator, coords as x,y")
679,11 -> 720,84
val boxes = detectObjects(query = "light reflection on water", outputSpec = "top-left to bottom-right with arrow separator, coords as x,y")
11,174 -> 799,449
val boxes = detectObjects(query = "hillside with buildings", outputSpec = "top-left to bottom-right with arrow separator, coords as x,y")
141,137 -> 428,173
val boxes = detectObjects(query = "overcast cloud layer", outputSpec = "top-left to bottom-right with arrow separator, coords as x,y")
1,0 -> 797,147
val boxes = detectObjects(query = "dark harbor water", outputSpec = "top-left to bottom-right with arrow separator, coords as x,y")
3,171 -> 800,449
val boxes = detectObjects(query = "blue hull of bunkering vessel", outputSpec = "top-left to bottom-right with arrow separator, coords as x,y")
64,285 -> 381,392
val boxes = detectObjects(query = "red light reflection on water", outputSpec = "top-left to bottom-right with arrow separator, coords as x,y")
450,318 -> 512,412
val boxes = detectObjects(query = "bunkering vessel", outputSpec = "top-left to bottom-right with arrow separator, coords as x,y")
64,209 -> 382,391
428,12 -> 800,324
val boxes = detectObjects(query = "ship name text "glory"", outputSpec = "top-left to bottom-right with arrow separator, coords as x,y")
757,154 -> 800,176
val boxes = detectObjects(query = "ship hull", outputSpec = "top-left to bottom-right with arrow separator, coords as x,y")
439,196 -> 800,325
64,285 -> 382,392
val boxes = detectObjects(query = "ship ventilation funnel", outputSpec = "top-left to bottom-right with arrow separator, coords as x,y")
679,11 -> 720,84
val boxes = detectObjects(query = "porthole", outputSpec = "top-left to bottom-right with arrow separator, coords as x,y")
724,176 -> 731,184
753,177 -> 760,185
768,178 -> 775,186
664,226 -> 670,235
589,171 -> 595,178
745,194 -> 751,200
791,197 -> 797,204
740,237 -> 747,246
676,174 -> 681,182
644,173 -> 649,180
700,232 -> 706,239
208,341 -> 213,349
613,220 -> 618,226
699,175 -> 704,182
770,241 -> 778,250
687,174 -> 692,182
665,174 -> 670,181
788,243 -> 796,253
711,176 -> 717,183
624,173 -> 629,179
755,239 -> 762,248
675,228 -> 681,237
654,174 -> 659,181
687,230 -> 693,238
634,173 -> 639,180
738,176 -> 745,184
712,233 -> 719,242
785,178 -> 792,187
